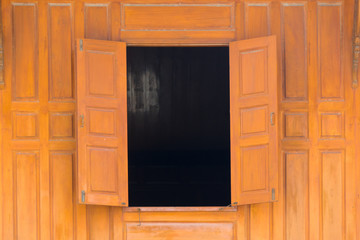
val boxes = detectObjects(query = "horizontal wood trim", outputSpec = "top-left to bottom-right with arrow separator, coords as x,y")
125,222 -> 235,240
124,207 -> 237,212
121,3 -> 235,31
120,30 -> 235,45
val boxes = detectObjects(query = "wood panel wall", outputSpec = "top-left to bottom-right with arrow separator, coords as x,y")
0,0 -> 358,239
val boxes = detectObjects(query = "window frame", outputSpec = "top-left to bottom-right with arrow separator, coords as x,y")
76,36 -> 278,210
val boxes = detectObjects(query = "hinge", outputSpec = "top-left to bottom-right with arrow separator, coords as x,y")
80,114 -> 85,128
271,188 -> 275,201
79,39 -> 83,51
270,112 -> 275,126
353,37 -> 360,88
81,190 -> 85,203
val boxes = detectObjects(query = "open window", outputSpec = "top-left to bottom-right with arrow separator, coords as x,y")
76,36 -> 278,207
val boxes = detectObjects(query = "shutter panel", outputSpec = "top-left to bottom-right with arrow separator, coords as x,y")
230,35 -> 278,205
76,39 -> 128,206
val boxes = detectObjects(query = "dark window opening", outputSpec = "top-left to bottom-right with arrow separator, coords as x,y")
127,47 -> 230,206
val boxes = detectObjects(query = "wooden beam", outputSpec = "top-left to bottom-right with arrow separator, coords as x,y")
0,0 -> 3,88
353,0 -> 360,88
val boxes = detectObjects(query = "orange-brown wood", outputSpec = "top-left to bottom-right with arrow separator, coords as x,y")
76,39 -> 128,206
230,36 -> 278,206
0,0 -> 358,239
0,0 -> 3,89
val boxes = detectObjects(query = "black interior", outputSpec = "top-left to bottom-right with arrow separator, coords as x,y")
127,47 -> 230,206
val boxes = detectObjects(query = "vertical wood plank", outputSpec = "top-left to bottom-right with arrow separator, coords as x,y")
11,3 -> 38,101
48,3 -> 74,101
285,152 -> 309,240
317,2 -> 343,101
249,203 -> 271,240
244,2 -> 270,39
236,206 -> 247,240
112,207 -> 123,240
74,2 -> 87,240
281,3 -> 307,101
2,0 -> 14,238
111,3 -> 121,41
308,2 -> 320,239
84,3 -> 110,40
87,206 -> 111,240
50,152 -> 74,240
38,2 -> 51,239
14,152 -> 39,240
321,151 -> 344,240
0,0 -> 4,88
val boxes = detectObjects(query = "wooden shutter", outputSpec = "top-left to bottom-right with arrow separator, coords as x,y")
76,39 -> 128,206
230,35 -> 278,205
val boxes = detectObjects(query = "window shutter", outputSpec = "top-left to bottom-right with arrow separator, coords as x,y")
230,36 -> 278,205
76,39 -> 128,206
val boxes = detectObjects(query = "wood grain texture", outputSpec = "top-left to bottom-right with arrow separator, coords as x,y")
11,3 -> 38,101
318,2 -> 343,100
122,4 -> 234,30
126,222 -> 234,240
281,3 -> 307,101
48,3 -> 73,101
120,3 -> 236,44
0,0 -> 4,88
285,152 -> 309,240
50,152 -> 74,240
76,39 -> 128,206
0,0 -> 357,240
230,35 -> 278,205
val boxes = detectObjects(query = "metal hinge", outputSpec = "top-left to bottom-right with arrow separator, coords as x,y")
79,39 -> 83,51
80,114 -> 85,128
271,188 -> 275,201
270,112 -> 275,126
81,190 -> 85,203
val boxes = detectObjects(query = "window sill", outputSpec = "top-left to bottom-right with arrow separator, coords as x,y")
124,206 -> 237,212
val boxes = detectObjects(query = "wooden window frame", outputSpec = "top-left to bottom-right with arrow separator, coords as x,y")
125,42 -> 233,211
77,35 -> 278,210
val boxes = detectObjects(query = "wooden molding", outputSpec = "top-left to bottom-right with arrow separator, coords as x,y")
0,0 -> 3,89
353,0 -> 360,88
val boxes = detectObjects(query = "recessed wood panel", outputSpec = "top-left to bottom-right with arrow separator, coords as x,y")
13,112 -> 39,140
48,3 -> 73,101
320,112 -> 343,138
285,152 -> 308,240
240,106 -> 268,136
49,112 -> 74,140
85,4 -> 110,40
284,112 -> 308,139
126,222 -> 234,240
88,147 -> 118,193
14,152 -> 39,240
12,3 -> 38,101
121,4 -> 234,31
230,36 -> 278,205
86,51 -> 116,98
87,206 -> 111,240
88,109 -> 116,136
321,151 -> 344,240
241,145 -> 268,192
77,39 -> 128,206
318,3 -> 343,100
50,152 -> 74,240
281,3 -> 307,100
244,3 -> 270,38
240,48 -> 267,96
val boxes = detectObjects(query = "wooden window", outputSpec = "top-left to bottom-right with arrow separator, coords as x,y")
76,39 -> 128,206
76,35 -> 278,207
230,36 -> 278,205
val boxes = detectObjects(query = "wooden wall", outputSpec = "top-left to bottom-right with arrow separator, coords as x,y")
0,0 -> 359,239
